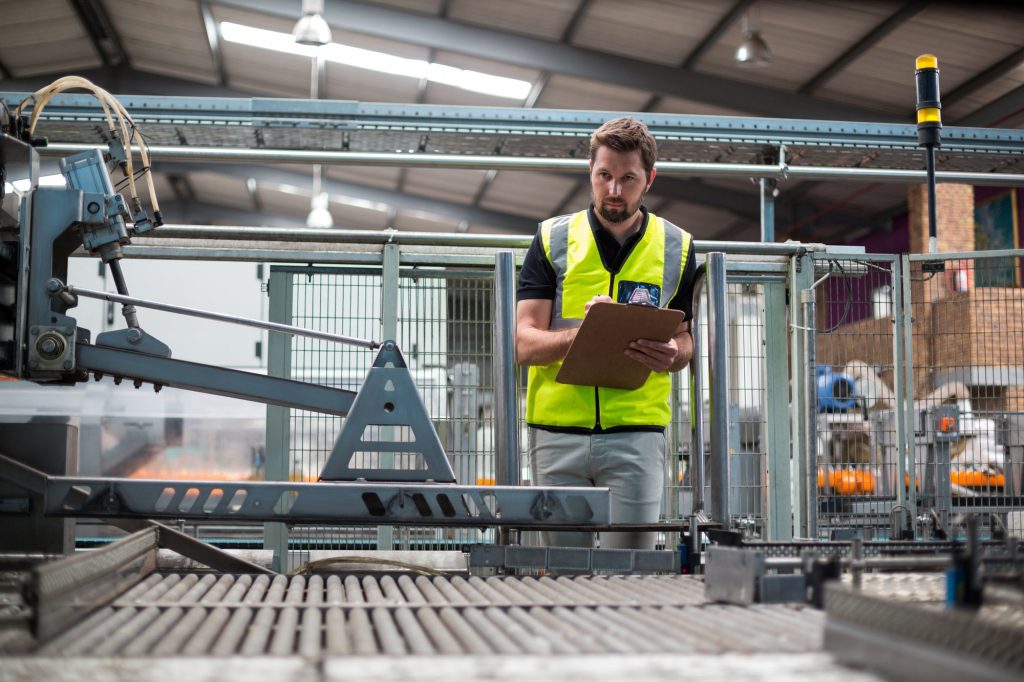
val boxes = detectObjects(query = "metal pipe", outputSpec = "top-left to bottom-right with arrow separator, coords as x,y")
707,252 -> 731,526
38,143 -> 1024,185
688,264 -> 709,569
926,145 -> 938,252
689,264 -> 709,516
760,178 -> 776,242
764,555 -> 952,571
137,225 -> 825,255
63,283 -> 379,349
802,287 -> 819,539
493,250 -> 519,548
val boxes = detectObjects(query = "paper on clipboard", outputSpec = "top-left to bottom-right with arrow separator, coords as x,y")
555,301 -> 684,390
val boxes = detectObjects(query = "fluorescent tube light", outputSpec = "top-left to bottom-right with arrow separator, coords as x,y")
220,22 -> 531,100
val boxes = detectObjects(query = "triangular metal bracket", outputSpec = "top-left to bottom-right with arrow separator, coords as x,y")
319,341 -> 456,483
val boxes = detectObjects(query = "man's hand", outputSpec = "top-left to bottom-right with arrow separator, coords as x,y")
626,337 -> 679,372
584,294 -> 613,313
626,320 -> 692,373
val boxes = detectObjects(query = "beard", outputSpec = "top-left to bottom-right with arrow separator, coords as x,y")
596,194 -> 643,224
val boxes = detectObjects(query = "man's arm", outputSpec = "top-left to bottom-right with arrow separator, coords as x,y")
625,320 -> 692,373
516,298 -> 578,366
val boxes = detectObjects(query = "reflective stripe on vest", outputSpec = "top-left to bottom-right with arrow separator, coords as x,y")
526,209 -> 691,430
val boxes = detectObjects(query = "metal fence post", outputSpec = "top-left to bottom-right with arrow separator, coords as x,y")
265,267 -> 293,572
801,285 -> 819,540
891,258 -> 911,536
760,178 -> 776,242
378,242 -> 399,550
789,252 -> 814,538
707,252 -> 731,527
900,254 -> 918,530
763,280 -> 793,540
493,250 -> 519,545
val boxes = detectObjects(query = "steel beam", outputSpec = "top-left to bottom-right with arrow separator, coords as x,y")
162,162 -> 537,234
798,2 -> 926,95
69,0 -> 131,68
211,0 -> 889,121
75,344 -> 356,415
200,1 -> 229,87
959,82 -> 1024,127
945,46 -> 1024,112
0,66 -> 253,98
37,474 -> 611,527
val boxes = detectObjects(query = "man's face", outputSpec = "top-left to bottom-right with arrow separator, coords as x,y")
590,146 -> 655,225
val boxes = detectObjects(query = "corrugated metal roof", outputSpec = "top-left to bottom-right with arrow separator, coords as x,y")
107,0 -> 217,85
448,0 -> 581,42
534,73 -> 650,111
571,0 -> 706,67
0,0 -> 101,77
402,168 -> 488,204
479,171 -> 579,219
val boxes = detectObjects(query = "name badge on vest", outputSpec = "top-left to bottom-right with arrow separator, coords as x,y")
617,280 -> 660,307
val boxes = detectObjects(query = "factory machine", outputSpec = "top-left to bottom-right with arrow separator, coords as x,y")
1,84 -> 1023,682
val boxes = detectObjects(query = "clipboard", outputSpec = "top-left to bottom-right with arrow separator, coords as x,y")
555,302 -> 684,390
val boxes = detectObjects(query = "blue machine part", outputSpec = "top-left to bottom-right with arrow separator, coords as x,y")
816,365 -> 857,412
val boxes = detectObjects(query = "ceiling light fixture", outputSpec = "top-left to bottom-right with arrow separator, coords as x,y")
221,22 -> 532,99
735,4 -> 772,67
305,190 -> 334,229
293,0 -> 332,46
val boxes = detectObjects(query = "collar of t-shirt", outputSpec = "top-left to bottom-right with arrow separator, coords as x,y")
587,203 -> 650,272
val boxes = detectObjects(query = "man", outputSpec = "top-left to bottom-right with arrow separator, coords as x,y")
516,117 -> 697,550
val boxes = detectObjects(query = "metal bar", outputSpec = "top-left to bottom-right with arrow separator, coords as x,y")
134,226 -> 827,255
378,242 -> 399,551
763,281 -> 792,540
689,264 -> 708,515
760,178 -> 776,242
75,344 -> 356,416
40,475 -> 610,527
802,286 -> 819,540
199,1 -> 228,86
707,253 -> 731,526
36,144 -> 1024,184
265,268 -> 292,571
789,252 -> 814,537
106,518 -> 274,574
493,250 -> 519,501
891,260 -> 909,531
907,247 -> 1024,261
900,254 -> 918,526
66,285 -> 379,349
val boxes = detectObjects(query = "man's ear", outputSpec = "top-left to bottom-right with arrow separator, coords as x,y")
646,167 -> 657,192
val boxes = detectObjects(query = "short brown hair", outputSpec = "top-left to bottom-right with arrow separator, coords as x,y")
589,117 -> 657,179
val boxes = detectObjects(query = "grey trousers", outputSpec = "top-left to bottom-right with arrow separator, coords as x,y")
528,427 -> 666,550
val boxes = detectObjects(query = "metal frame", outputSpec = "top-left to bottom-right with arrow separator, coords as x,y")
0,454 -> 609,528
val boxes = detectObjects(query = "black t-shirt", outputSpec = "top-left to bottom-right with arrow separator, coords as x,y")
517,204 -> 697,320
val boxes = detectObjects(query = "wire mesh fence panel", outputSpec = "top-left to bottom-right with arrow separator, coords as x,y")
279,266 -> 499,554
288,268 -> 382,561
907,250 -> 1024,538
813,255 -> 902,540
396,269 -> 496,549
669,275 -> 769,537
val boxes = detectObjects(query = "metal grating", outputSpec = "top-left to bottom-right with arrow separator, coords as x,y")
4,94 -> 1024,173
31,573 -> 827,657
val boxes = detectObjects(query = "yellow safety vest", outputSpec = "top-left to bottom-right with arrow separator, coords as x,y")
526,209 -> 692,430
